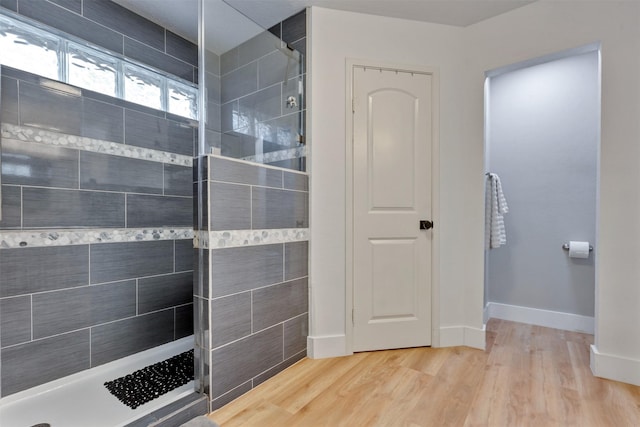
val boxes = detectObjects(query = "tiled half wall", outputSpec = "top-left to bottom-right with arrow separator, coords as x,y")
0,67 -> 195,398
195,156 -> 308,409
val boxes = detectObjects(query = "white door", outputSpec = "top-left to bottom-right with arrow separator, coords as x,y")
352,66 -> 433,352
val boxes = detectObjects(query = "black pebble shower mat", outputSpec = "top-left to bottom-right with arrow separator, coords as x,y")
104,349 -> 194,409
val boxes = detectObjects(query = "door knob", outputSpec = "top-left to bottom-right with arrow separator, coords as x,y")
420,220 -> 434,230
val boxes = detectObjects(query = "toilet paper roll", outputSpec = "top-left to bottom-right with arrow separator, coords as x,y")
569,241 -> 590,259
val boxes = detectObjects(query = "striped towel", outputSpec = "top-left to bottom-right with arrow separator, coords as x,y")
485,173 -> 509,249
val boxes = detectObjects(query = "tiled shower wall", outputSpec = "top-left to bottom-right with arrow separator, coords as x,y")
0,0 -> 197,83
0,66 -> 195,398
0,0 -> 199,399
195,156 -> 308,410
220,10 -> 306,171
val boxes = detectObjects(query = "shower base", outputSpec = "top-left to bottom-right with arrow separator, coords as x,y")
0,336 -> 195,427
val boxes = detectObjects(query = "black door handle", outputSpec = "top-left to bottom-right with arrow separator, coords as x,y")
420,220 -> 434,230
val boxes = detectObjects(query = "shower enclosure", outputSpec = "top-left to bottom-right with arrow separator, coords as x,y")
0,0 -> 307,425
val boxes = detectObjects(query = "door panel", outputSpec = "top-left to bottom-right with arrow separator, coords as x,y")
352,67 -> 432,352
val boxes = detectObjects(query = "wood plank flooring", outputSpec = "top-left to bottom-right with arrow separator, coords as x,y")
209,319 -> 640,426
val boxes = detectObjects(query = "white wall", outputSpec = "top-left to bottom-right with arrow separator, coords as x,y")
309,1 -> 640,385
486,51 -> 599,321
467,1 -> 640,385
307,7 -> 484,356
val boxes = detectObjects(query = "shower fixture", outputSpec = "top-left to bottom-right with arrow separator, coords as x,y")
286,95 -> 297,108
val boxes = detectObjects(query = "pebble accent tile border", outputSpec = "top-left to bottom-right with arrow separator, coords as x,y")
241,146 -> 307,164
1,123 -> 192,166
194,228 -> 309,250
0,227 -> 194,249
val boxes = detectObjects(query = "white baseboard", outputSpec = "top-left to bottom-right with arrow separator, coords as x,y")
438,325 -> 486,350
485,302 -> 594,334
591,345 -> 640,386
307,334 -> 348,359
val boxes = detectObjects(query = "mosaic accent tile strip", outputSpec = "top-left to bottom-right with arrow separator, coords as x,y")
1,123 -> 192,166
0,227 -> 194,249
241,146 -> 307,164
194,228 -> 309,250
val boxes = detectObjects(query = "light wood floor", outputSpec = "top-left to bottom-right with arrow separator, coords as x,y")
209,319 -> 640,426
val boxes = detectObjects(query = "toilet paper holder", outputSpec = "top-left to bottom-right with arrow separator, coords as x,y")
562,243 -> 593,252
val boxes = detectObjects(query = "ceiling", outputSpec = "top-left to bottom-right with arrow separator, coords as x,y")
112,0 -> 534,54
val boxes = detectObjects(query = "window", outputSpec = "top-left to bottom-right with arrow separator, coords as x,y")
0,13 -> 197,119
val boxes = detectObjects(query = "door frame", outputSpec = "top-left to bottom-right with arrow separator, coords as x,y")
345,58 -> 441,353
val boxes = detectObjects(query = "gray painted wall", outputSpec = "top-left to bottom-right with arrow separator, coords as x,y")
486,51 -> 599,317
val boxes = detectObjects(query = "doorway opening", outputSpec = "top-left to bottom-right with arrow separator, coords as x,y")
483,44 -> 601,335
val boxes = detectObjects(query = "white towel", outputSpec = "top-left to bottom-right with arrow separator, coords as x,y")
485,173 -> 509,249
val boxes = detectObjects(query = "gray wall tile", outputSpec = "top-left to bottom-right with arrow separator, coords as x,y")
284,314 -> 307,359
211,244 -> 283,297
252,187 -> 308,229
1,330 -> 90,396
238,84 -> 282,124
205,50 -> 220,76
167,31 -> 198,66
90,240 -> 173,284
0,185 -> 21,229
210,292 -> 251,348
91,309 -> 174,366
175,239 -> 194,272
260,113 -> 300,150
252,278 -> 308,331
0,295 -> 31,347
221,129 -> 257,159
82,98 -> 124,143
83,0 -> 165,51
291,37 -> 306,57
253,350 -> 305,387
210,324 -> 282,398
49,0 -> 81,14
23,187 -> 125,228
138,272 -> 192,314
282,10 -> 306,44
267,157 -> 306,171
32,281 -> 136,339
238,32 -> 279,69
124,37 -> 194,82
0,245 -> 89,297
220,48 -> 239,76
283,171 -> 308,191
125,109 -> 194,156
20,81 -> 82,135
220,100 -> 237,133
1,76 -> 18,124
18,0 -> 124,54
164,164 -> 193,197
175,304 -> 193,339
0,0 -> 17,12
258,50 -> 300,90
221,62 -> 257,103
80,151 -> 163,194
209,182 -> 251,230
206,73 -> 221,105
207,101 -> 221,133
193,249 -> 209,299
210,380 -> 251,411
285,241 -> 308,281
1,139 -> 79,188
127,194 -> 192,228
210,156 -> 282,188
194,181 -> 208,231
